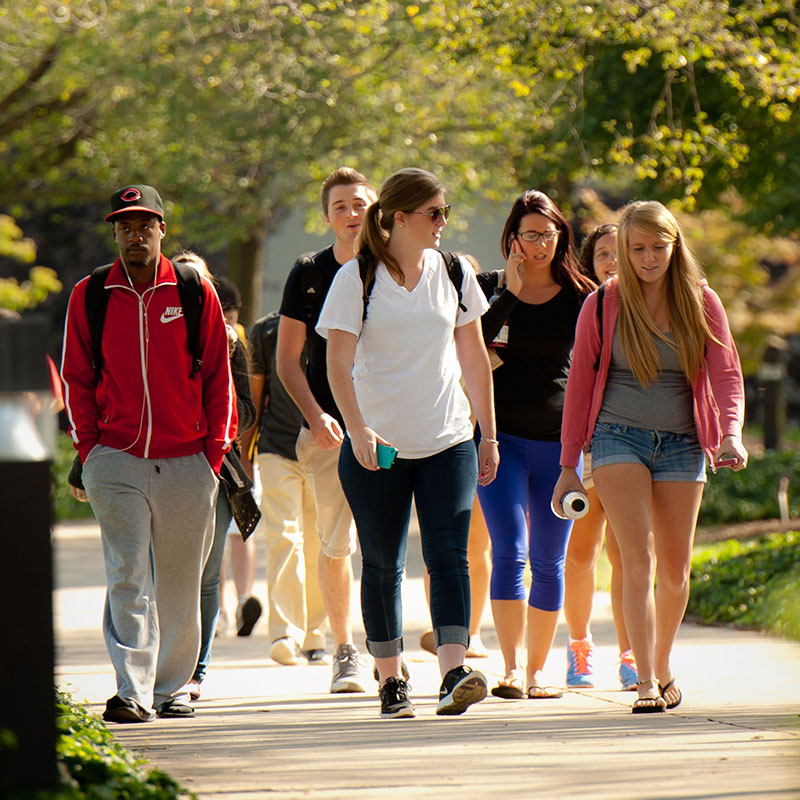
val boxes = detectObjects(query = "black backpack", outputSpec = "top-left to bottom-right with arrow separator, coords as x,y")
296,249 -> 466,324
85,261 -> 205,380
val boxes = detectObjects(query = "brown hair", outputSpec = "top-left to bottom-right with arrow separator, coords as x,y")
320,167 -> 374,217
356,167 -> 444,287
578,223 -> 617,281
500,190 -> 595,296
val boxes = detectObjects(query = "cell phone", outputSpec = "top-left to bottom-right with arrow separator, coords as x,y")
376,443 -> 398,470
714,457 -> 737,469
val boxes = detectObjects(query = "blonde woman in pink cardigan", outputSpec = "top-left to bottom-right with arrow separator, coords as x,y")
552,201 -> 747,713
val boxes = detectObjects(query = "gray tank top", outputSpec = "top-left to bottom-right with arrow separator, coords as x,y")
598,327 -> 695,434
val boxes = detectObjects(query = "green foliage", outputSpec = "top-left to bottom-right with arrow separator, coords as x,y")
699,450 -> 800,525
52,432 -> 94,522
3,1 -> 800,326
48,689 -> 194,799
0,214 -> 62,311
688,531 -> 800,641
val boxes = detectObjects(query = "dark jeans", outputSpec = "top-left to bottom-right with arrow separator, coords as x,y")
338,438 -> 478,658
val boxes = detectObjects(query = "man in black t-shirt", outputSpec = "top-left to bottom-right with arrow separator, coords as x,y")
276,167 -> 376,693
244,311 -> 329,667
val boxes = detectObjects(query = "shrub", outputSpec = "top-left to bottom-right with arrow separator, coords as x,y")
688,531 -> 800,641
6,689 -> 195,799
52,432 -> 94,522
699,450 -> 800,525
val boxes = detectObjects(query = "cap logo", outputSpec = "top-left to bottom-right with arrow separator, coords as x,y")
121,188 -> 142,202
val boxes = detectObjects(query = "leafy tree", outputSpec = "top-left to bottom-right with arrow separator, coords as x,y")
0,215 -> 61,311
2,0 -> 799,335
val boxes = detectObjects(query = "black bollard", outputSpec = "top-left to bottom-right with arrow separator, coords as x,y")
0,316 -> 59,793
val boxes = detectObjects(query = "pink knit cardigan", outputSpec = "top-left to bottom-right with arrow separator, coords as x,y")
560,277 -> 745,469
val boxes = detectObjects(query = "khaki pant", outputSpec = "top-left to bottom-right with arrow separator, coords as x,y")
257,452 -> 327,649
295,426 -> 357,558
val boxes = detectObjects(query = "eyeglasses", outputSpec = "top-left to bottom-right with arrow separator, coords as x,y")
408,205 -> 450,224
516,230 -> 559,244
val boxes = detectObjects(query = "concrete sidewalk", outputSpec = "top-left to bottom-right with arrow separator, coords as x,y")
54,520 -> 800,800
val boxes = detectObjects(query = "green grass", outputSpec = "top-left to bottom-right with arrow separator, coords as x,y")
688,531 -> 800,641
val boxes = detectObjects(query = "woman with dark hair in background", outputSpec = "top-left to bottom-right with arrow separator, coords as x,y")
562,223 -> 636,690
172,252 -> 257,700
476,190 -> 595,700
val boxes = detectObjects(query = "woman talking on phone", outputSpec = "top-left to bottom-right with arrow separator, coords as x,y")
476,190 -> 595,700
319,167 -> 499,720
553,200 -> 746,713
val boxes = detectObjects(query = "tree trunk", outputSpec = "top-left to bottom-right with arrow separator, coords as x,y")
227,235 -> 264,327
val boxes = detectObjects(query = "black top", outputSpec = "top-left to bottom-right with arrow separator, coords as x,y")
248,312 -> 303,461
278,245 -> 344,429
477,271 -> 583,441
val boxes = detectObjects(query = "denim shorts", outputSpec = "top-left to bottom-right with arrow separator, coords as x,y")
591,422 -> 706,483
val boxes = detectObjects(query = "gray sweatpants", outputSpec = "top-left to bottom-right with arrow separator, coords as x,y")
83,445 -> 218,710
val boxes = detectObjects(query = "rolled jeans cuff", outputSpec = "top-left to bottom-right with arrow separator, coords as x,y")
366,637 -> 403,658
435,625 -> 469,649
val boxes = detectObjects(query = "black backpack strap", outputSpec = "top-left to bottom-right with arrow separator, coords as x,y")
357,253 -> 375,322
85,264 -> 113,380
593,283 -> 606,371
173,262 -> 205,379
439,250 -> 466,313
297,255 -> 321,321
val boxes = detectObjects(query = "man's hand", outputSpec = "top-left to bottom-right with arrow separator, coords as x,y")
71,486 -> 89,502
309,412 -> 345,450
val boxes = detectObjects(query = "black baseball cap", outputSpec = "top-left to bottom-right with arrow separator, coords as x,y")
105,184 -> 164,222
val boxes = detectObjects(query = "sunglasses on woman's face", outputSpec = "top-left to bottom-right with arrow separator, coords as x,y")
408,205 -> 451,224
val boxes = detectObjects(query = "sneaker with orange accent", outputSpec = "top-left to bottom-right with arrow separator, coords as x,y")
618,649 -> 638,690
566,638 -> 595,688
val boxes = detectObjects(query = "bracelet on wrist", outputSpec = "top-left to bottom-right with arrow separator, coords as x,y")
481,437 -> 499,445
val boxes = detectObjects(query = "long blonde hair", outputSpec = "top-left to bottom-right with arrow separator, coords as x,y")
616,201 -> 717,385
356,167 -> 444,288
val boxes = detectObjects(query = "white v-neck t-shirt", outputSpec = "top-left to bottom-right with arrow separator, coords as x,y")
316,249 -> 489,458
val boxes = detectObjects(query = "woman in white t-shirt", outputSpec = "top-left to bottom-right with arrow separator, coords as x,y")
318,167 -> 499,720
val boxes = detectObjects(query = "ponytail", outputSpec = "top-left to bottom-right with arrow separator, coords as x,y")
356,201 -> 403,286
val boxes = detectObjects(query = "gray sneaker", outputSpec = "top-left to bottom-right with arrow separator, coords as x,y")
330,643 -> 367,693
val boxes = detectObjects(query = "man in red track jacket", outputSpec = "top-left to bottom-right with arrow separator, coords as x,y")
61,184 -> 237,723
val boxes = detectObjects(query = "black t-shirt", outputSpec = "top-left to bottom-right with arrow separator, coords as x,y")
278,245 -> 344,429
248,311 -> 303,461
477,271 -> 583,441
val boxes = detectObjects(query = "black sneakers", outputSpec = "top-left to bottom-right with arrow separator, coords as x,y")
156,700 -> 195,718
436,665 -> 487,716
236,595 -> 263,637
102,695 -> 155,724
379,677 -> 416,719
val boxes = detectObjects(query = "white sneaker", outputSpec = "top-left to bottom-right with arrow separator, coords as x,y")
270,637 -> 303,666
330,643 -> 367,693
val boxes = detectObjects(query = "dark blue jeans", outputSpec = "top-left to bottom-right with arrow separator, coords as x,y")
338,438 -> 478,658
193,489 -> 233,683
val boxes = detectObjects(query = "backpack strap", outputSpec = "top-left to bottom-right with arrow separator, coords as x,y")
85,261 -> 205,381
173,262 -> 204,379
358,250 -> 467,323
85,264 -> 113,381
593,283 -> 606,372
439,250 -> 466,313
297,255 -> 321,321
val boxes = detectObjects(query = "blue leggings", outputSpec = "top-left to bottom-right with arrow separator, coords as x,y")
477,433 -> 576,612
